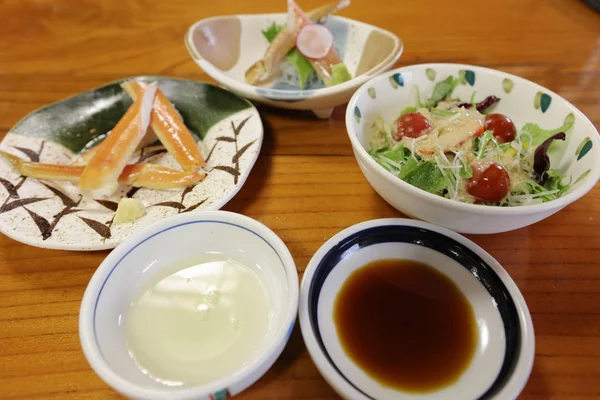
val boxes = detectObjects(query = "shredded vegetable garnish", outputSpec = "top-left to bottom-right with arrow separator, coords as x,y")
367,74 -> 575,206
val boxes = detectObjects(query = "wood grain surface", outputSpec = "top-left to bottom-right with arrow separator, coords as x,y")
1,0 -> 600,398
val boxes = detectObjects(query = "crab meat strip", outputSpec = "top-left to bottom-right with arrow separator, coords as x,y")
119,164 -> 205,189
71,144 -> 101,166
78,83 -> 157,197
121,81 -> 206,171
417,120 -> 484,155
0,151 -> 205,190
1,151 -> 81,182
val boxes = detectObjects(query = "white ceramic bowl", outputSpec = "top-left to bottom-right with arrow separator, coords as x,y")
186,13 -> 402,118
345,63 -> 600,234
299,218 -> 535,400
79,211 -> 299,400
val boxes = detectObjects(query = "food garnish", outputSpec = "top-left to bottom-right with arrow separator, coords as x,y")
113,198 -> 146,224
367,74 -> 575,206
245,0 -> 352,89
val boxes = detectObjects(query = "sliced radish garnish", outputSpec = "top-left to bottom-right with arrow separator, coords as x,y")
296,24 -> 333,60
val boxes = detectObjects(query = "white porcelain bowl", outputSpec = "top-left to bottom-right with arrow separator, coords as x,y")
345,63 -> 600,234
186,13 -> 402,118
79,211 -> 298,400
299,218 -> 535,400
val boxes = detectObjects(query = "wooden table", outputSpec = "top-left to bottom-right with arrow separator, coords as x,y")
1,0 -> 599,398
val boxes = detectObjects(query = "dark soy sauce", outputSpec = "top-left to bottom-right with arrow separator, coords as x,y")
333,259 -> 478,393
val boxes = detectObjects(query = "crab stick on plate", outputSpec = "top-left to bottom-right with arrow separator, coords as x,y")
0,151 -> 205,190
120,81 -> 206,172
78,83 -> 157,197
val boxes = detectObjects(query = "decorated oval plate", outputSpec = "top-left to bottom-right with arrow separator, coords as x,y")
0,77 -> 263,251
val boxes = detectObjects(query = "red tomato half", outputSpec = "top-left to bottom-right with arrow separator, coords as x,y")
467,161 -> 511,202
393,113 -> 431,141
484,113 -> 516,143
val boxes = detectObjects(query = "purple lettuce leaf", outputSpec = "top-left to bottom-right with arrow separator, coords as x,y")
533,132 -> 567,184
458,95 -> 500,113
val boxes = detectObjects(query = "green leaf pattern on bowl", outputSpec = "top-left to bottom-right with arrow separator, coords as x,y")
426,68 -> 436,81
354,106 -> 361,123
502,78 -> 514,94
576,137 -> 593,160
458,69 -> 475,86
388,73 -> 404,89
534,91 -> 552,113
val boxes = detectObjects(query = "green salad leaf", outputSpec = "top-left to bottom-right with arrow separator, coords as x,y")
400,106 -> 417,115
398,156 -> 421,179
369,145 -> 447,195
426,76 -> 459,108
431,108 -> 458,117
520,115 -> 575,147
261,23 -> 314,89
402,161 -> 448,194
543,169 -> 572,194
476,130 -> 495,159
368,145 -> 410,172
459,160 -> 473,179
287,51 -> 314,89
469,91 -> 477,108
380,146 -> 411,163
262,23 -> 282,41
498,142 -> 512,152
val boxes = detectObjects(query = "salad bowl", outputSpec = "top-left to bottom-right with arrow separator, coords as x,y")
345,64 -> 600,234
185,11 -> 402,119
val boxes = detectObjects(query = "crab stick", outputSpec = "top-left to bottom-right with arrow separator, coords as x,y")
0,151 -> 205,190
78,83 -> 157,197
121,81 -> 206,172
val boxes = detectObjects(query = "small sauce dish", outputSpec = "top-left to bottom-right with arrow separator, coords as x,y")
299,218 -> 535,400
79,211 -> 298,400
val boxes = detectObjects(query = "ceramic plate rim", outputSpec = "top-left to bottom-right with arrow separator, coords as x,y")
345,63 -> 600,215
0,76 -> 264,251
298,217 -> 535,400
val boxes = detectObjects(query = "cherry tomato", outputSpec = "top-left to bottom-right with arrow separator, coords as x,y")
467,161 -> 511,203
484,113 -> 516,143
393,113 -> 431,141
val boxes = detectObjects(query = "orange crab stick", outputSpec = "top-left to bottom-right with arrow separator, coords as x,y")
0,151 -> 205,190
71,144 -> 101,166
121,81 -> 206,171
119,164 -> 205,189
1,151 -> 81,182
78,83 -> 157,197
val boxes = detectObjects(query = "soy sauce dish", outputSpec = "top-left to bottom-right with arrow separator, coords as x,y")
79,211 -> 298,400
299,218 -> 535,400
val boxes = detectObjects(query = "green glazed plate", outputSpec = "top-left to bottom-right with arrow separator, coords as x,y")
0,76 -> 263,251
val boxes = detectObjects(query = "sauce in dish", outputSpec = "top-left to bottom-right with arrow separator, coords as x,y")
333,259 -> 478,393
125,258 -> 271,387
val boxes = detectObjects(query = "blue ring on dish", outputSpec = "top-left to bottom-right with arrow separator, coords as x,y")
307,225 -> 521,400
